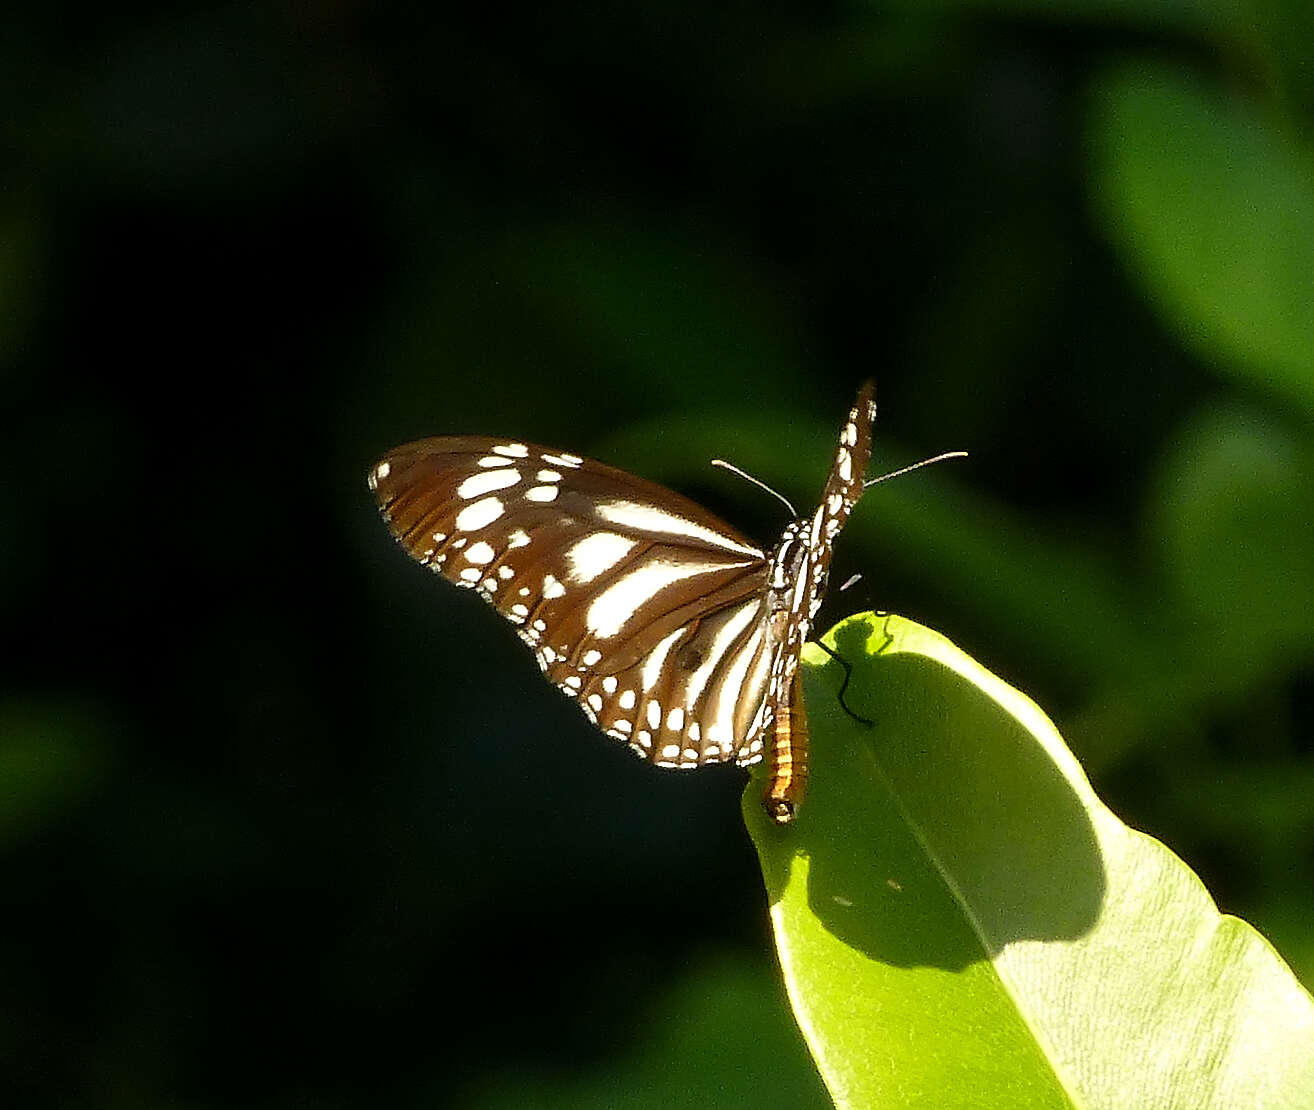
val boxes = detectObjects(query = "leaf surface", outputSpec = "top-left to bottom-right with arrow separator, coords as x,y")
745,614 -> 1314,1109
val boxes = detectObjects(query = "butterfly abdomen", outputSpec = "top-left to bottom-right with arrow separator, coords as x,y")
763,669 -> 809,825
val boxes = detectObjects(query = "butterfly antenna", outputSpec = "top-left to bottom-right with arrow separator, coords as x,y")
864,450 -> 968,489
711,459 -> 798,517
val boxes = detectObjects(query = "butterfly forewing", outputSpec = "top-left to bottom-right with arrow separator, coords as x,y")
368,435 -> 779,767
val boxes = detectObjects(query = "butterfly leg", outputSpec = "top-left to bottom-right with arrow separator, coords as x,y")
813,639 -> 874,728
764,669 -> 809,824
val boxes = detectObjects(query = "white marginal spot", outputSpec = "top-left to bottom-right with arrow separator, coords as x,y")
540,646 -> 557,665
661,744 -> 680,759
373,461 -> 390,483
536,469 -> 562,483
614,718 -> 632,734
511,603 -> 529,617
842,421 -> 857,447
455,496 -> 505,532
532,619 -> 547,632
464,541 -> 495,564
508,529 -> 531,549
565,532 -> 636,585
498,565 -> 515,580
827,492 -> 843,515
581,649 -> 602,667
542,452 -> 582,468
595,501 -> 761,557
586,693 -> 603,713
618,689 -> 636,711
493,442 -> 530,458
601,676 -> 617,694
837,447 -> 852,482
458,567 -> 481,583
525,485 -> 559,503
647,700 -> 662,729
683,748 -> 698,761
586,560 -> 736,639
637,730 -> 653,749
478,455 -> 516,468
564,675 -> 582,690
542,574 -> 566,600
457,469 -> 520,499
667,707 -> 685,732
749,738 -> 763,754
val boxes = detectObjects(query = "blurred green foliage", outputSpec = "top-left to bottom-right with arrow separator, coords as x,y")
3,2 -> 1312,1108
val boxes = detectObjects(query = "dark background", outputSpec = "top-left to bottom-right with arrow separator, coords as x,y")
6,3 -> 1313,1107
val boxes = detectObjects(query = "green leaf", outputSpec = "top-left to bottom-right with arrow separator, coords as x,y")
1089,64 -> 1314,415
1149,398 -> 1314,653
745,614 -> 1314,1109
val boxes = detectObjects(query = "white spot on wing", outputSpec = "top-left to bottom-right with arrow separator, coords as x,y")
458,469 -> 520,499
542,574 -> 566,600
493,443 -> 529,458
682,600 -> 760,711
478,455 -> 516,468
565,532 -> 636,585
542,452 -> 583,468
536,469 -> 562,483
586,559 -> 744,639
507,529 -> 531,549
640,626 -> 685,692
525,485 -> 559,503
464,541 -> 495,565
594,500 -> 762,557
454,497 -> 505,532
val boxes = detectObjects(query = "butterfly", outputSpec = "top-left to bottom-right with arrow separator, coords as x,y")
369,382 -> 877,824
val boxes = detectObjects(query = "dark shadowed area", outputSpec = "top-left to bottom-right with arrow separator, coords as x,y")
5,3 -> 1313,1107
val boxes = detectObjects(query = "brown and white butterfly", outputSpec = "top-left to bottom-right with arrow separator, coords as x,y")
368,382 -> 877,824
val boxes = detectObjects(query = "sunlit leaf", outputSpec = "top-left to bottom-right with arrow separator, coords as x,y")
746,614 -> 1314,1109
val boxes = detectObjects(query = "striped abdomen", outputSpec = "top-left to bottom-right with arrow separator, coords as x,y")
763,669 -> 809,824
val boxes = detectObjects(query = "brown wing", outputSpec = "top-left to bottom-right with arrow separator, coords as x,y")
368,435 -> 780,767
